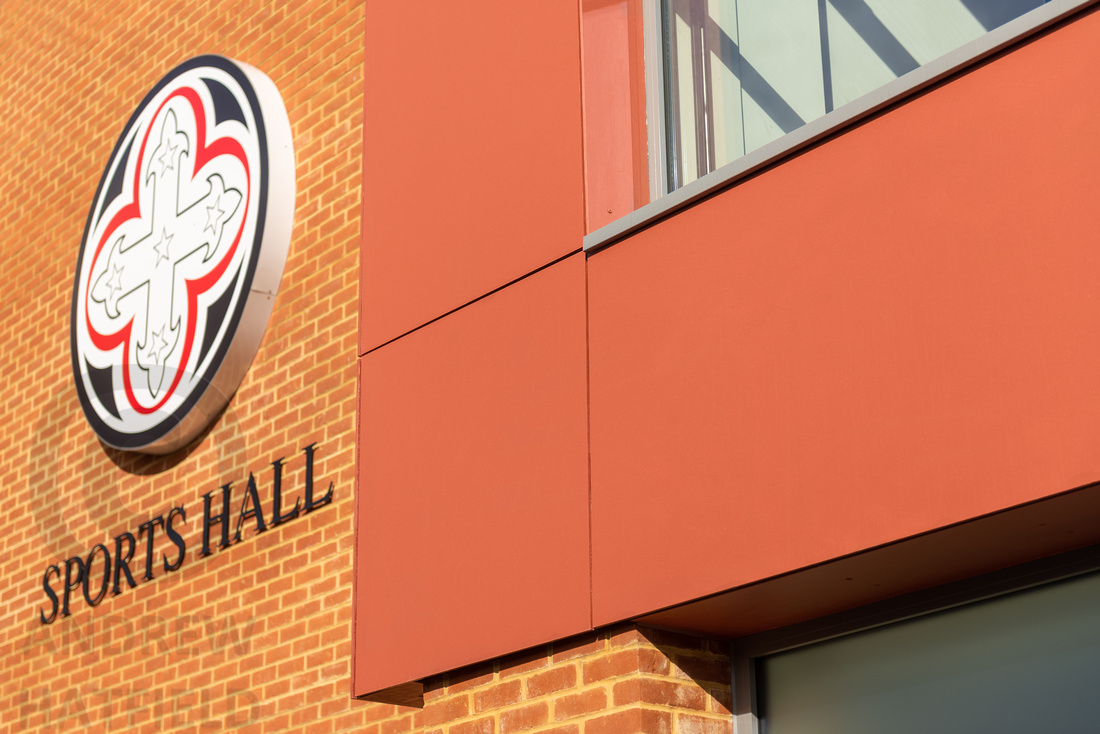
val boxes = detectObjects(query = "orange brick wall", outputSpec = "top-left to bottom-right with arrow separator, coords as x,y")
366,628 -> 731,734
0,0 -> 371,730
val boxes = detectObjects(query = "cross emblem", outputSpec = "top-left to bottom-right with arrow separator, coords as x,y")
88,108 -> 243,400
72,57 -> 292,454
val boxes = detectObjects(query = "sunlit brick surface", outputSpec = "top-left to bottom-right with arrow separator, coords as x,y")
0,1 -> 366,730
367,628 -> 732,734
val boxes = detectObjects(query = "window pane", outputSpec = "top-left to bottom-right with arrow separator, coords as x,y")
663,0 -> 1048,190
757,570 -> 1100,734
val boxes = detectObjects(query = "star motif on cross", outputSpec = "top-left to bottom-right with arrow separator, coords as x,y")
149,109 -> 188,183
146,325 -> 172,364
157,139 -> 178,177
205,195 -> 227,236
152,228 -> 173,266
104,262 -> 124,300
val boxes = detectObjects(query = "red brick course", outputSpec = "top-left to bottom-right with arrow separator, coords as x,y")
527,667 -> 578,699
475,681 -> 524,713
554,688 -> 608,721
500,702 -> 550,733
364,627 -> 732,734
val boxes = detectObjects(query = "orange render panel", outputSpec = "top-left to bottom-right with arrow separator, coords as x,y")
588,10 -> 1100,625
355,254 -> 590,697
360,0 -> 585,353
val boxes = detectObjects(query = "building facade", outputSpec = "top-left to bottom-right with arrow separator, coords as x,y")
4,0 -> 1100,732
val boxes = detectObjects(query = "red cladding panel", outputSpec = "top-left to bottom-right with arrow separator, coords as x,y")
355,254 -> 590,697
589,11 -> 1100,625
581,0 -> 649,232
360,0 -> 585,353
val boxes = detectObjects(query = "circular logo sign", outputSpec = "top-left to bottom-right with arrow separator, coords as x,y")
71,56 -> 295,454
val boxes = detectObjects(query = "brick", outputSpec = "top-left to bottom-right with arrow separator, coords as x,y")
423,676 -> 448,702
553,633 -> 604,663
500,703 -> 549,734
612,679 -> 707,711
672,656 -> 731,686
583,651 -> 640,683
584,709 -> 672,734
449,663 -> 495,694
526,665 -> 577,698
607,626 -> 647,649
678,715 -> 733,734
705,640 -> 729,657
583,649 -> 670,684
638,648 -> 674,676
637,628 -> 712,654
450,717 -> 495,734
381,713 -> 414,734
473,680 -> 522,713
422,695 -> 470,727
708,688 -> 733,716
499,646 -> 550,678
553,687 -> 607,720
611,679 -> 644,707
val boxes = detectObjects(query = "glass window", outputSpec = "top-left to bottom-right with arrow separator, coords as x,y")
755,569 -> 1100,733
661,0 -> 1050,191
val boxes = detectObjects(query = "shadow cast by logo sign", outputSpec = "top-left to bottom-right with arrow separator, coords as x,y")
29,371 -> 250,562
